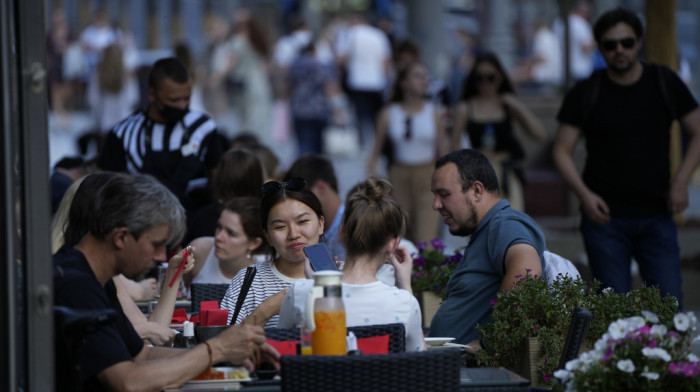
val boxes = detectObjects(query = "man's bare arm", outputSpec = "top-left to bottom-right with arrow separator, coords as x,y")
500,243 -> 542,291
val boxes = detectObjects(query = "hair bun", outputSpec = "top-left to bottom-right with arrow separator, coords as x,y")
361,177 -> 392,203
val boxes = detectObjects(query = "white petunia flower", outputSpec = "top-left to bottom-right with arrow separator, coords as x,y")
609,320 -> 629,339
674,313 -> 690,332
617,359 -> 635,373
554,369 -> 572,382
642,347 -> 671,362
649,324 -> 667,337
641,371 -> 659,380
688,353 -> 699,363
641,310 -> 659,324
579,351 -> 595,364
565,359 -> 581,372
594,338 -> 609,351
602,287 -> 613,294
627,316 -> 646,330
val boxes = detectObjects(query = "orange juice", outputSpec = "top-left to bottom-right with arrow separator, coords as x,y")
300,345 -> 313,356
311,310 -> 347,355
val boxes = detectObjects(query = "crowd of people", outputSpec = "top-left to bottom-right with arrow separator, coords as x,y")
48,4 -> 700,391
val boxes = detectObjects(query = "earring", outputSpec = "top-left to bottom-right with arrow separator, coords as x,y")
246,251 -> 252,260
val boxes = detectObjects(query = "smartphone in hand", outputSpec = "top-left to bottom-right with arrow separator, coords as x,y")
303,243 -> 338,271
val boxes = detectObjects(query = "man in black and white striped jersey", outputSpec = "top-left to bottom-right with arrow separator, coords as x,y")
98,57 -> 223,212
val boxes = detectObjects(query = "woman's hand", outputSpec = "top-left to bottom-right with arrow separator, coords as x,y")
166,246 -> 196,280
388,245 -> 413,294
134,321 -> 176,346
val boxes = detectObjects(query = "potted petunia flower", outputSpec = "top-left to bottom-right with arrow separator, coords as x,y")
555,311 -> 699,391
476,273 -> 679,388
410,239 -> 463,327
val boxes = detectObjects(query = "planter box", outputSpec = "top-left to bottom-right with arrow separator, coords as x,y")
512,337 -> 545,386
417,291 -> 442,328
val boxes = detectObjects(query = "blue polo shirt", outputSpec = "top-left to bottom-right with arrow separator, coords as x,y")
323,203 -> 346,261
429,200 -> 545,343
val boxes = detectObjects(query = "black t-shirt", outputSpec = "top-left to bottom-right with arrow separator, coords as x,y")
557,63 -> 698,217
54,247 -> 144,391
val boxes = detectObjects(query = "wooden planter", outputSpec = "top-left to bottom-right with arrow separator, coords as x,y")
512,337 -> 545,386
417,291 -> 442,328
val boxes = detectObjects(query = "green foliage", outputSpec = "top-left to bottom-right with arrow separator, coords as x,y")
476,274 -> 679,388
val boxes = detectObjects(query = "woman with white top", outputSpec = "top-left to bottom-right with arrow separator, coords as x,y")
185,197 -> 269,287
367,62 -> 446,244
278,177 -> 425,352
220,178 -> 325,327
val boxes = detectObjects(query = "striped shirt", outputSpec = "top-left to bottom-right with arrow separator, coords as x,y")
97,109 -> 222,201
221,260 -> 298,328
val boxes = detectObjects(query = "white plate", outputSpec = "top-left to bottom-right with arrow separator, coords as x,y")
424,337 -> 455,347
186,367 -> 251,384
185,378 -> 251,385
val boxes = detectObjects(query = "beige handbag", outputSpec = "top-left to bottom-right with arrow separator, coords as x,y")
323,125 -> 360,157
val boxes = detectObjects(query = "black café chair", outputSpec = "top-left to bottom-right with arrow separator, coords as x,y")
530,306 -> 592,392
265,323 -> 406,353
54,306 -> 118,392
558,306 -> 592,369
281,349 -> 460,392
190,283 -> 229,313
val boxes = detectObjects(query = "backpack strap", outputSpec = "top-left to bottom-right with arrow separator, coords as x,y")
650,62 -> 677,119
581,69 -> 605,123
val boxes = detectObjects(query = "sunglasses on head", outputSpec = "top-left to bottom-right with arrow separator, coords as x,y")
601,37 -> 636,52
475,73 -> 498,83
261,177 -> 306,199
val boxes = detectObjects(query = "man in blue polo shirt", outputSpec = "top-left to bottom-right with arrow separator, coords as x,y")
429,149 -> 546,345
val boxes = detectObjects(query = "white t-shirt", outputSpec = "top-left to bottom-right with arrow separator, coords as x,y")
531,27 -> 562,85
220,260 -> 297,327
388,102 -> 437,165
336,24 -> 390,91
277,279 -> 425,352
554,14 -> 594,80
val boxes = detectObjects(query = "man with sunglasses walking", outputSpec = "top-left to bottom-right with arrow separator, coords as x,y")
553,7 -> 700,308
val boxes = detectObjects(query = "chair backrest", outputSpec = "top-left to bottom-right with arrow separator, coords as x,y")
190,283 -> 229,313
557,306 -> 592,370
281,349 -> 460,392
264,323 -> 406,353
543,250 -> 581,283
349,323 -> 406,353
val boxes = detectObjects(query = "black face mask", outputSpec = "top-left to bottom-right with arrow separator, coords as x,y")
159,104 -> 188,125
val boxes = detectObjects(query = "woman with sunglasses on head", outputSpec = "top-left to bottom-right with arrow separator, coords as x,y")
220,178 -> 325,327
451,52 -> 546,211
277,177 -> 425,352
367,61 -> 447,244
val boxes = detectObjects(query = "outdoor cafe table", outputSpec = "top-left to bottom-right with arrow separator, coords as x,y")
164,366 -> 530,391
135,299 -> 191,314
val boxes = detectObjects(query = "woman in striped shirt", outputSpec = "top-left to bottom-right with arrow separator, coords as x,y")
221,177 -> 324,327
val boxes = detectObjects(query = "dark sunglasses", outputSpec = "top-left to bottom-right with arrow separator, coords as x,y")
601,37 -> 636,52
475,73 -> 498,83
404,116 -> 412,140
261,177 -> 306,199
